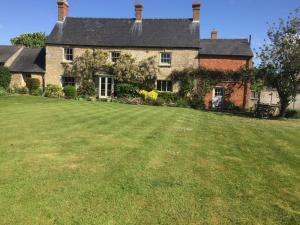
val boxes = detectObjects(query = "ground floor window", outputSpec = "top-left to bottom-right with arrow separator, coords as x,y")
157,80 -> 173,92
62,77 -> 76,87
251,91 -> 259,99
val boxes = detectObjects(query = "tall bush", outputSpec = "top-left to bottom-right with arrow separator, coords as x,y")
26,78 -> 40,94
0,66 -> 11,89
63,85 -> 76,99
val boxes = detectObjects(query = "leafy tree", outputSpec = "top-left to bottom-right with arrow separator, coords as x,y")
113,54 -> 141,84
11,32 -> 47,48
64,50 -> 110,97
138,56 -> 159,90
0,66 -> 11,89
257,8 -> 300,117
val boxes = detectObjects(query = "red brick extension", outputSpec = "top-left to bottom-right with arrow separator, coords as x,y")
199,55 -> 252,109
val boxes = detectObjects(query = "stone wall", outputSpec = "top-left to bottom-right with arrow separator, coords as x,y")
45,45 -> 199,86
10,73 -> 44,88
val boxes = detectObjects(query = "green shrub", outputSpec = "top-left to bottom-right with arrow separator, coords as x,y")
0,87 -> 7,96
188,94 -> 205,110
7,87 -> 15,94
175,98 -> 189,108
159,92 -> 179,103
63,85 -> 76,99
31,88 -> 43,96
26,78 -> 40,94
285,109 -> 300,119
116,83 -> 139,98
77,80 -> 96,97
15,86 -> 29,94
0,66 -> 11,89
223,101 -> 241,111
45,84 -> 63,98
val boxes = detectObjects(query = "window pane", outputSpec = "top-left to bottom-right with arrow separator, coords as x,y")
160,52 -> 171,64
111,52 -> 120,63
62,77 -> 75,87
64,48 -> 73,61
162,81 -> 167,91
167,81 -> 173,92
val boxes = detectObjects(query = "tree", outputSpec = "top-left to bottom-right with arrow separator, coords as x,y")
10,32 -> 47,48
0,66 -> 11,89
257,8 -> 300,117
138,56 -> 159,90
113,54 -> 141,84
64,49 -> 110,97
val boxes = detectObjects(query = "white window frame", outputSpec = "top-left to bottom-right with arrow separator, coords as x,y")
157,80 -> 173,92
110,51 -> 121,63
160,52 -> 172,66
63,48 -> 74,62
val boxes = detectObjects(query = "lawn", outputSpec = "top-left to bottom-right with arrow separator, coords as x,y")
0,96 -> 299,225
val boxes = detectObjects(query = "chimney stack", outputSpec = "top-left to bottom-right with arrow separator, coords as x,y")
135,3 -> 143,22
211,30 -> 218,39
57,0 -> 69,22
192,3 -> 201,22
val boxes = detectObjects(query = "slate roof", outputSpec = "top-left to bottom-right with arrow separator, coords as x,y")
199,39 -> 253,57
47,17 -> 200,48
0,45 -> 21,63
10,48 -> 45,73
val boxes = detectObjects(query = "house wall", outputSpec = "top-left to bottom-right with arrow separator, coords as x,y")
10,73 -> 44,88
45,45 -> 199,89
199,55 -> 252,109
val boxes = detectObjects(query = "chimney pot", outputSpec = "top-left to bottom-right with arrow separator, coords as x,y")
211,30 -> 218,39
192,3 -> 201,22
135,3 -> 143,22
57,0 -> 69,22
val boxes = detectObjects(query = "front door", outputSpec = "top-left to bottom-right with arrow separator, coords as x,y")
99,76 -> 114,98
212,87 -> 224,108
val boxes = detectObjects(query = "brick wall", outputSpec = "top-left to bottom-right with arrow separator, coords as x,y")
199,55 -> 252,109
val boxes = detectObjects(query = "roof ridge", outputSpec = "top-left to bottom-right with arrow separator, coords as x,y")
67,17 -> 192,21
200,38 -> 249,41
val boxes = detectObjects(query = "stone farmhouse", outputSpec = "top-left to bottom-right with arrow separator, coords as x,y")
0,0 -> 253,109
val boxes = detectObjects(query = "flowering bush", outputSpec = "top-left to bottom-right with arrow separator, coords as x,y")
138,90 -> 158,101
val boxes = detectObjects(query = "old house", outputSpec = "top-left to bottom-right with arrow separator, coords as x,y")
44,0 -> 253,108
0,45 -> 45,88
1,0 -> 253,109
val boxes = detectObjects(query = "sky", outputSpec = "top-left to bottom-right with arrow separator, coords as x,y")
0,0 -> 299,54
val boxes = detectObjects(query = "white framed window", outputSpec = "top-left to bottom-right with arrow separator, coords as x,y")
64,48 -> 73,62
251,91 -> 259,99
157,80 -> 173,92
111,51 -> 121,63
214,87 -> 224,97
62,76 -> 76,87
160,52 -> 172,65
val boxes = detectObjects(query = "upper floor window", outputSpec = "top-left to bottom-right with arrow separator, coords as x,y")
111,52 -> 121,63
160,52 -> 172,65
157,80 -> 173,92
64,48 -> 73,62
251,91 -> 259,99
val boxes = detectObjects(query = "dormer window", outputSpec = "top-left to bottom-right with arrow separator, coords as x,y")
160,52 -> 172,66
64,48 -> 73,62
111,51 -> 121,63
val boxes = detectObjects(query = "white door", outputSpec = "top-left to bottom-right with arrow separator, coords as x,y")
212,87 -> 224,108
99,76 -> 114,98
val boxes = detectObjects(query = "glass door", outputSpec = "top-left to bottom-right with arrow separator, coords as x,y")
99,76 -> 114,98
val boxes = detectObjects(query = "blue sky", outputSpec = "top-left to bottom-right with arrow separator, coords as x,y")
0,0 -> 299,53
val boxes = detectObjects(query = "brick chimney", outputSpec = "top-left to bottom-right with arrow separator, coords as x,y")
211,30 -> 218,39
57,0 -> 69,22
192,3 -> 201,22
135,3 -> 143,22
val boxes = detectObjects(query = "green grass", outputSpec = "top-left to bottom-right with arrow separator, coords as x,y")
0,96 -> 299,225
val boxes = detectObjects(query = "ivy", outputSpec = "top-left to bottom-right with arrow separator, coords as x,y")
169,67 -> 250,98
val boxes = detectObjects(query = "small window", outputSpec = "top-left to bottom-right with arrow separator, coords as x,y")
111,52 -> 121,63
64,48 -> 73,61
157,80 -> 173,92
160,52 -> 172,65
23,73 -> 32,80
214,87 -> 224,97
251,91 -> 259,99
62,77 -> 76,87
